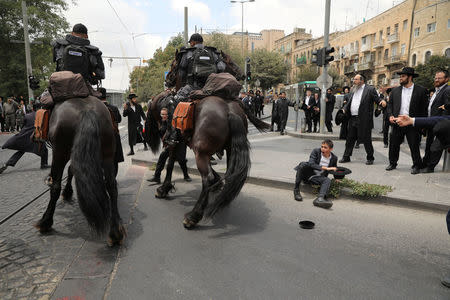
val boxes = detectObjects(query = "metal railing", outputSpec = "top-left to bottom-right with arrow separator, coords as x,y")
387,32 -> 399,43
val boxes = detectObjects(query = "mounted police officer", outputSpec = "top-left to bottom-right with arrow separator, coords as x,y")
52,23 -> 105,86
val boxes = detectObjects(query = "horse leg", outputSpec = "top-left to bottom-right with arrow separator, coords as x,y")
61,164 -> 74,202
183,153 -> 214,229
155,149 -> 175,198
103,161 -> 125,246
35,153 -> 68,233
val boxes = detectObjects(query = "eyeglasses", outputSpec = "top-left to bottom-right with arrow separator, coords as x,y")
160,114 -> 168,116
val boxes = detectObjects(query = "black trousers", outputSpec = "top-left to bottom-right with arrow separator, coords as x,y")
294,163 -> 331,198
343,116 -> 374,161
0,115 -> 4,132
382,118 -> 390,145
388,125 -> 422,167
312,113 -> 319,131
154,142 -> 188,178
6,148 -> 48,168
339,119 -> 348,140
304,110 -> 312,131
422,130 -> 443,170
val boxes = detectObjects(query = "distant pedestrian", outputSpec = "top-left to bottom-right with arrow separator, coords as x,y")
254,90 -> 263,118
339,86 -> 350,139
270,92 -> 279,131
0,102 -> 49,174
293,139 -> 338,209
312,92 -> 320,132
277,91 -> 293,135
3,97 -> 18,132
325,88 -> 335,133
385,67 -> 428,174
301,90 -> 314,133
15,100 -> 27,131
0,96 -> 5,132
340,74 -> 386,165
123,93 -> 147,156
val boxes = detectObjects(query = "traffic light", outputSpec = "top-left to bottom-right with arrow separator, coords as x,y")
323,46 -> 335,65
245,57 -> 251,81
28,75 -> 40,90
311,49 -> 323,66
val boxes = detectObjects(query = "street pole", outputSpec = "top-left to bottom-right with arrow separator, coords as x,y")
319,0 -> 331,134
184,7 -> 188,46
21,0 -> 34,101
241,2 -> 244,57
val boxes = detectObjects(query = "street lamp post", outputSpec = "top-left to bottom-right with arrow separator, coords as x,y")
230,0 -> 255,57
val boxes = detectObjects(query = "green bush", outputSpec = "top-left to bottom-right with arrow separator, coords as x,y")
312,178 -> 392,198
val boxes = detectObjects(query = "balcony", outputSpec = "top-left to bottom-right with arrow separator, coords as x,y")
373,39 -> 384,48
387,32 -> 399,44
344,64 -> 356,74
357,61 -> 374,71
361,42 -> 372,52
348,48 -> 359,57
384,55 -> 407,66
296,57 -> 307,66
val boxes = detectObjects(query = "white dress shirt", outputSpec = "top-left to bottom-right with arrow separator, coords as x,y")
304,96 -> 311,106
428,85 -> 444,116
400,84 -> 414,116
350,84 -> 365,116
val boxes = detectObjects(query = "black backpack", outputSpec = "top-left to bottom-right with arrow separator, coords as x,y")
61,44 -> 90,81
189,47 -> 217,84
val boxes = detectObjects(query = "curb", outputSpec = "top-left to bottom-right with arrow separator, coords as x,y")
131,158 -> 449,213
286,131 -> 384,141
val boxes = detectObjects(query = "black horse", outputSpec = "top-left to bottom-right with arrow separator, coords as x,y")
35,96 -> 125,246
146,54 -> 269,228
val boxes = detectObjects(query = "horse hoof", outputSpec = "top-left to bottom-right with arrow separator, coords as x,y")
183,218 -> 197,229
34,222 -> 53,234
107,224 -> 127,247
155,191 -> 167,198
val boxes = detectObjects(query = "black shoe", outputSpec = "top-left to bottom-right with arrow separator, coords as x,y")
421,167 -> 434,173
293,189 -> 303,201
0,164 -> 7,174
411,167 -> 420,175
147,176 -> 161,184
184,175 -> 192,182
442,274 -> 450,288
365,160 -> 374,165
40,164 -> 50,170
313,197 -> 333,209
385,164 -> 397,171
143,146 -> 149,151
280,131 -> 285,135
354,144 -> 360,149
384,144 -> 388,148
339,157 -> 350,163
127,151 -> 134,156
306,130 -> 312,133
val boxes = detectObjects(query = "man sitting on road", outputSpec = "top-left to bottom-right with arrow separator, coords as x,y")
293,139 -> 338,209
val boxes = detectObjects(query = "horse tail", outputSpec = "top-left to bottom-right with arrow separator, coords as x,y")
205,112 -> 250,218
243,104 -> 271,132
145,110 -> 161,154
71,110 -> 110,234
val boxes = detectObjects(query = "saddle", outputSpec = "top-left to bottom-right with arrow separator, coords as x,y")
172,102 -> 196,133
34,109 -> 50,142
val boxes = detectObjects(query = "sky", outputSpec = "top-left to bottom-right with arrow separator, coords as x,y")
64,0 -> 403,91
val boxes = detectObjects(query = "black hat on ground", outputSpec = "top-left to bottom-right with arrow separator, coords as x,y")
128,93 -> 137,100
329,167 -> 352,180
335,109 -> 347,126
188,33 -> 203,43
397,67 -> 419,78
72,23 -> 88,34
98,87 -> 107,99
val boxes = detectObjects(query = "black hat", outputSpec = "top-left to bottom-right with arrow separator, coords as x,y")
97,87 -> 107,99
386,88 -> 392,94
188,33 -> 203,43
128,93 -> 137,100
72,23 -> 88,34
374,107 -> 382,118
329,167 -> 352,180
397,67 -> 419,78
335,109 -> 347,126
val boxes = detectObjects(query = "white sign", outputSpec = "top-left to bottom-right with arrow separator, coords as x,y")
316,73 -> 333,90
255,79 -> 260,87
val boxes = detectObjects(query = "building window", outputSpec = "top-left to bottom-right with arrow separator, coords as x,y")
412,54 -> 416,66
384,49 -> 389,60
401,44 -> 406,55
379,30 -> 383,40
425,51 -> 431,63
387,27 -> 390,36
362,36 -> 366,45
394,23 -> 399,33
427,22 -> 436,33
403,20 -> 408,31
445,48 -> 450,58
414,27 -> 420,37
392,45 -> 398,56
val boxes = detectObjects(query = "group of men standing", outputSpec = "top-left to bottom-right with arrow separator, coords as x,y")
0,96 -> 32,133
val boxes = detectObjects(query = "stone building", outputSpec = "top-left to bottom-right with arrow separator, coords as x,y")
279,0 -> 450,87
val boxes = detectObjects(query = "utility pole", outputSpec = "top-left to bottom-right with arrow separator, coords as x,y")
184,7 -> 188,46
21,0 -> 34,101
319,0 -> 331,134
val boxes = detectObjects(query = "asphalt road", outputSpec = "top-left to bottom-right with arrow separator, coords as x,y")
107,173 -> 449,300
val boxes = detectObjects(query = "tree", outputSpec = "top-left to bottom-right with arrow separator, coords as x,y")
203,32 -> 244,70
328,66 -> 348,89
414,55 -> 450,90
248,49 -> 288,90
129,34 -> 184,100
295,65 -> 319,82
0,0 -> 69,99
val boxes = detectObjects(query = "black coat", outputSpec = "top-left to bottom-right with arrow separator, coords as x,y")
325,94 -> 335,118
429,84 -> 450,116
386,84 -> 428,119
276,97 -> 293,123
2,111 -> 41,154
343,85 -> 380,142
123,103 -> 146,145
295,148 -> 338,179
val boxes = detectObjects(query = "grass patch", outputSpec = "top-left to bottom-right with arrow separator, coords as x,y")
312,178 -> 393,198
